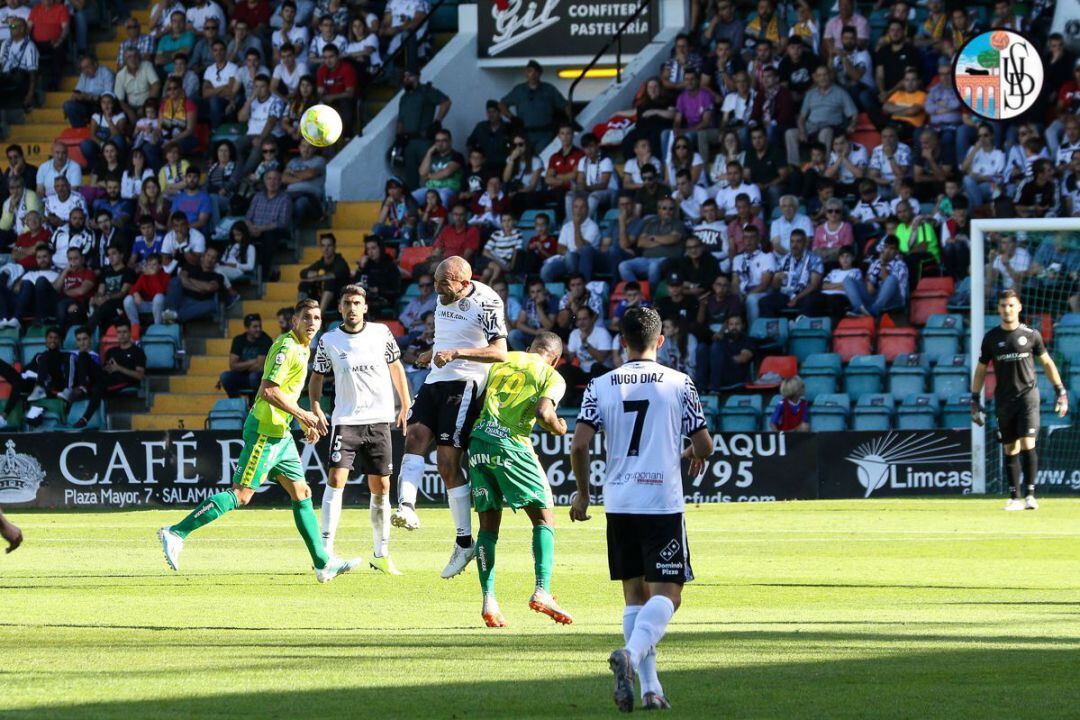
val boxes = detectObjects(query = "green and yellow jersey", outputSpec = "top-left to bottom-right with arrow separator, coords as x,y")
250,331 -> 311,437
472,351 -> 566,450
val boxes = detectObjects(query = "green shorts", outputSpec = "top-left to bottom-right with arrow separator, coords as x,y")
468,435 -> 552,513
233,415 -> 305,488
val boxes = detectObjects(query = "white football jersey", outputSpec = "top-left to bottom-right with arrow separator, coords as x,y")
578,360 -> 708,514
313,323 -> 401,425
427,281 -> 507,386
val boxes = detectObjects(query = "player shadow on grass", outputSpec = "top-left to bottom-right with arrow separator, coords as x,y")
6,632 -> 1078,720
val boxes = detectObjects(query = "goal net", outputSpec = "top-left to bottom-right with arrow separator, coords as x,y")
970,218 -> 1080,496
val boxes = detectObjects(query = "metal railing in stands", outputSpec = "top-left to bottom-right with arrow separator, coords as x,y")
567,0 -> 653,122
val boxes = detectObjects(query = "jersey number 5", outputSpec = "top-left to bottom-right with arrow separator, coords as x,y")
622,400 -> 650,456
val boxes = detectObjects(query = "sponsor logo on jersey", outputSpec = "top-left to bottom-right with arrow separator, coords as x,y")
847,432 -> 971,497
274,351 -> 286,365
458,299 -> 470,311
1017,336 -> 1028,346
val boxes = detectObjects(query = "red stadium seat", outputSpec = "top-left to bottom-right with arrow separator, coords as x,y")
878,327 -> 918,362
909,277 -> 954,326
398,246 -> 433,277
833,316 -> 875,363
850,130 -> 881,153
746,355 -> 797,389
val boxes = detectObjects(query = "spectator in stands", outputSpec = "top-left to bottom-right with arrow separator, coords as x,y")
88,207 -> 125,267
745,125 -> 789,212
116,18 -> 154,68
812,198 -> 853,266
844,235 -> 907,317
282,140 -> 326,223
0,175 -> 41,248
618,199 -> 687,286
694,275 -> 743,363
939,194 -> 970,281
399,271 -> 435,340
732,224 -> 775,324
503,133 -> 544,215
882,69 -> 927,144
245,169 -> 291,278
129,216 -> 162,267
655,272 -> 698,327
894,200 -> 939,274
700,1 -> 744,57
714,160 -> 760,219
202,38 -> 240,128
500,60 -> 568,152
236,47 -> 269,102
691,199 -> 730,268
402,310 -> 434,393
512,212 -> 555,276
352,236 -> 399,314
468,100 -> 511,172
475,211 -> 516,284
156,78 -> 199,163
508,277 -> 557,351
769,375 -> 809,431
674,230 -> 723,299
14,244 -> 60,324
412,128 -> 462,207
544,196 -> 601,283
28,0 -> 69,89
227,19 -> 262,66
661,32 -> 702,92
702,314 -> 755,391
457,148 -> 490,207
380,0 -> 429,67
169,51 -> 201,100
608,280 -> 650,334
823,0 -> 868,58
1014,158 -> 1061,218
717,71 -> 755,145
987,234 -> 1031,295
270,42 -> 306,98
561,305 -> 612,400
819,245 -> 859,319
25,326 -> 66,400
726,194 -> 766,254
232,72 -> 282,174
155,10 -> 195,73
372,176 -> 418,244
778,35 -> 816,105
188,15 -> 219,74
163,245 -> 224,322
0,17 -> 37,113
315,43 -> 356,134
220,312 -> 272,398
1,145 -> 37,205
78,93 -> 129,172
786,65 -> 856,166
769,194 -> 814,256
299,232 -> 350,311
665,134 -> 706,190
752,65 -> 795,148
66,326 -> 103,427
671,169 -> 710,223
788,0 -> 820,54
35,142 -> 82,199
568,133 -> 617,220
161,210 -> 205,272
759,229 -> 822,317
656,316 -> 697,376
123,252 -> 168,324
45,178 -> 87,233
431,202 -> 479,264
101,320 -> 146,395
867,125 -> 912,199
397,67 -> 451,190
541,122 -> 582,207
87,244 -> 134,333
308,14 -> 345,67
829,26 -> 875,116
170,166 -> 211,232
747,38 -> 780,89
923,59 -> 963,167
825,133 -> 867,197
416,189 -> 446,243
55,245 -> 96,328
135,176 -> 171,233
555,273 -> 604,334
11,210 -> 48,270
214,221 -> 255,283
673,67 -> 716,164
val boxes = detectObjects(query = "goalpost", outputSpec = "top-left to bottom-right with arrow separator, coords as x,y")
969,217 -> 1080,495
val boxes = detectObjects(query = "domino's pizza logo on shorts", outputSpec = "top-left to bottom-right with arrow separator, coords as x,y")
659,539 -> 681,562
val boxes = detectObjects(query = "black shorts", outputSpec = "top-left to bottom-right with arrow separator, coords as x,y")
329,423 -> 394,476
995,391 -> 1040,445
408,379 -> 484,448
606,512 -> 694,585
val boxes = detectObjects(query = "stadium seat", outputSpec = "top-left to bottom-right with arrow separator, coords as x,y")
20,334 -> 47,366
746,355 -> 797,390
832,316 -> 875,362
143,324 -> 182,370
720,394 -> 762,432
921,314 -> 964,357
942,393 -> 976,429
700,394 -> 721,429
896,394 -> 940,429
931,354 -> 970,399
946,276 -> 971,312
889,353 -> 929,400
853,393 -> 894,430
208,398 -> 248,430
845,354 -> 886,396
878,326 -> 918,362
909,277 -> 954,326
516,209 -> 547,229
1058,313 -> 1080,327
811,393 -> 850,431
0,336 -> 16,365
1055,326 -> 1080,358
398,246 -> 434,277
789,316 -> 832,362
65,399 -> 105,429
801,353 -> 842,400
749,317 -> 790,353
763,394 -> 781,430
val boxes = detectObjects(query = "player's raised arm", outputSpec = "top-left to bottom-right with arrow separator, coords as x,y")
1038,352 -> 1069,417
261,379 -> 327,436
434,336 -> 508,367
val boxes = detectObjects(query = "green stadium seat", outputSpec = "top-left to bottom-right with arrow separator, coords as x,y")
921,313 -> 964,357
789,316 -> 832,362
811,393 -> 850,431
749,317 -> 790,353
845,354 -> 886,396
896,394 -> 939,429
942,393 -> 976,429
720,394 -> 762,432
889,353 -> 930,400
801,353 -> 842,400
853,393 -> 894,430
931,354 -> 969,399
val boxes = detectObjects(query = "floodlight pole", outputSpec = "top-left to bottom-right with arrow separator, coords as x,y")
969,218 -> 1080,495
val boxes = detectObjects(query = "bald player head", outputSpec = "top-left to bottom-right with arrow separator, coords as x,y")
434,256 -> 473,303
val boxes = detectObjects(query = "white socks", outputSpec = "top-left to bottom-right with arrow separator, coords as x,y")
370,492 -> 390,557
623,604 -> 663,698
320,485 -> 344,555
446,483 -> 473,541
398,453 -> 423,506
625,596 -> 675,682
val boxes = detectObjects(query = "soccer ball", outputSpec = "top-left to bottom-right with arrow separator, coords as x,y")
299,104 -> 343,148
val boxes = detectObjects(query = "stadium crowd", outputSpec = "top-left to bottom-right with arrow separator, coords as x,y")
0,0 -> 1078,431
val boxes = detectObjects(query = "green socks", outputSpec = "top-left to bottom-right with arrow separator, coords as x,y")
532,524 -> 554,592
477,529 -> 498,596
170,490 -> 239,539
292,497 -> 330,570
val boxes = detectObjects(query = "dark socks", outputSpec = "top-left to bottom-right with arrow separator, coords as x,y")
1019,448 -> 1038,496
1005,453 -> 1021,499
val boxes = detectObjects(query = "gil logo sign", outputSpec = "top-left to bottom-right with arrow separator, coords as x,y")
953,29 -> 1043,120
847,433 -> 970,497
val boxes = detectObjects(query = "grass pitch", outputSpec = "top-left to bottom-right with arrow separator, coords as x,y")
1,499 -> 1078,719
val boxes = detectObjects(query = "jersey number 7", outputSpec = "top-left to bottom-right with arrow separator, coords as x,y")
622,400 -> 650,456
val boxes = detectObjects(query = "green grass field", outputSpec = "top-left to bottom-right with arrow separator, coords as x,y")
1,500 -> 1078,719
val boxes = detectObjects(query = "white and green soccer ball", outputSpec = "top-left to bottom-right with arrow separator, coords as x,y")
299,104 -> 343,148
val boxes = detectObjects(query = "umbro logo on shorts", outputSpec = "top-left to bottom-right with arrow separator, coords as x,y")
659,539 -> 681,562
